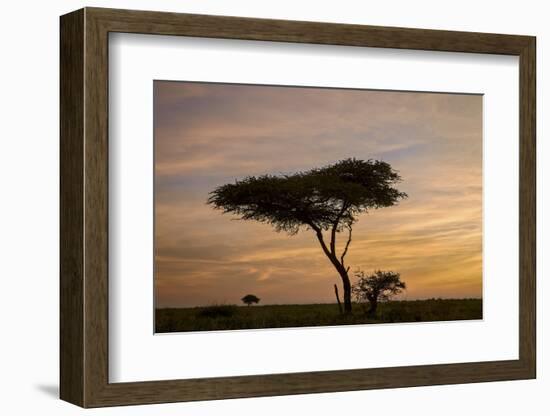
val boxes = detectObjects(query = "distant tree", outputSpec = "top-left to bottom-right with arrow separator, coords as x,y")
352,270 -> 406,317
208,158 -> 407,313
241,294 -> 260,306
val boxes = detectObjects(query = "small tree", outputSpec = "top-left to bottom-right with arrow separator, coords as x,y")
208,158 -> 407,313
241,294 -> 260,306
352,270 -> 406,317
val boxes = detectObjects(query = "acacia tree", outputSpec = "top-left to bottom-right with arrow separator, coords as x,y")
352,270 -> 406,317
241,294 -> 260,306
208,158 -> 407,313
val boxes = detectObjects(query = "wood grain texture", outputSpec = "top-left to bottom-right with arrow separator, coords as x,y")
89,7 -> 532,54
83,10 -> 110,406
518,38 -> 536,375
59,7 -> 537,408
59,8 -> 84,407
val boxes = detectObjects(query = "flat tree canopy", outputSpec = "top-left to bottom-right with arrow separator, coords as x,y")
208,158 -> 406,235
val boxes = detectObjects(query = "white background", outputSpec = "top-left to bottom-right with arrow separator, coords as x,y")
110,34 -> 519,382
0,0 -> 546,415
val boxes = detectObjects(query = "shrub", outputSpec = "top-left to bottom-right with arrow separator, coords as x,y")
197,304 -> 238,318
352,269 -> 406,317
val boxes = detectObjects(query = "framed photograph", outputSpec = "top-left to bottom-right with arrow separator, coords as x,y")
60,7 -> 536,408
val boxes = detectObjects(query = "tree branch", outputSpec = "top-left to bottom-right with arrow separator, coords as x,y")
340,225 -> 353,266
310,219 -> 348,274
330,203 -> 349,256
306,220 -> 320,233
315,230 -> 334,261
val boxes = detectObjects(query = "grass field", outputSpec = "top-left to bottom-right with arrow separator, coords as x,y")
155,298 -> 482,333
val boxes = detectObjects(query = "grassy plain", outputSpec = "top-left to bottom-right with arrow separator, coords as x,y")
155,298 -> 482,333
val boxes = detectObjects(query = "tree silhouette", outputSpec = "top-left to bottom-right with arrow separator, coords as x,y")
208,158 -> 407,313
241,294 -> 260,306
352,270 -> 406,317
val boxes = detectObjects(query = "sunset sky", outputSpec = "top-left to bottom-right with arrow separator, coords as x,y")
154,81 -> 482,308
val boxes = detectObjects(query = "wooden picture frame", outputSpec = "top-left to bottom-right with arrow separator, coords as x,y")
60,7 -> 536,408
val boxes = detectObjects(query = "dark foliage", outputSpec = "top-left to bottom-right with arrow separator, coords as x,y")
155,299 -> 482,333
352,270 -> 406,317
208,158 -> 407,235
196,304 -> 238,318
241,294 -> 260,306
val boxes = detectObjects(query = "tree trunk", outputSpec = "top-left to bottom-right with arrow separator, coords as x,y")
334,284 -> 343,314
339,269 -> 352,314
313,228 -> 353,313
367,299 -> 378,317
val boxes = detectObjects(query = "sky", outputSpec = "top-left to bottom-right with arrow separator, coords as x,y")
154,81 -> 482,308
